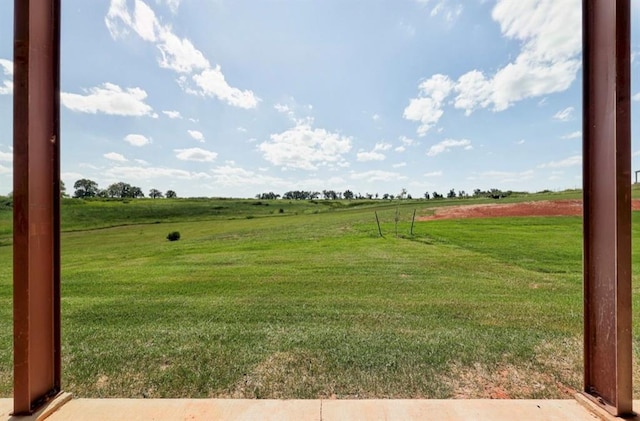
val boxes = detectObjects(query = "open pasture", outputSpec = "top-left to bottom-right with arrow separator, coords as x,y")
1,194 -> 639,399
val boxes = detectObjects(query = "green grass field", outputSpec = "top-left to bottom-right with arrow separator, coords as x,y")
0,192 -> 638,399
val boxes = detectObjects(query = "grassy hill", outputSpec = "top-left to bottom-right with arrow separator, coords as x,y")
0,190 -> 638,399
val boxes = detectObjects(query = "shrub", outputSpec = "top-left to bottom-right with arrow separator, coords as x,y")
166,231 -> 181,241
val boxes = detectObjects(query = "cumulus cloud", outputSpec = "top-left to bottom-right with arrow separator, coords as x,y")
190,66 -> 260,109
457,0 -> 581,114
405,0 -> 581,134
403,74 -> 454,136
124,134 -> 152,146
105,0 -> 259,109
538,155 -> 582,168
174,147 -> 218,162
61,83 -> 156,117
0,59 -> 13,95
187,130 -> 205,143
426,139 -> 472,156
104,152 -> 128,162
357,142 -> 392,162
258,120 -> 352,170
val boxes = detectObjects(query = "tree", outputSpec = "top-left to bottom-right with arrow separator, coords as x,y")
149,188 -> 164,199
129,186 -> 145,198
343,190 -> 354,200
447,188 -> 456,199
73,178 -> 99,198
398,188 -> 408,200
60,180 -> 67,198
165,190 -> 177,199
424,192 -> 430,200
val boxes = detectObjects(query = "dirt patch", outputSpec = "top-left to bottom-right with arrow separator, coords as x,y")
224,351 -> 330,399
442,338 -> 581,400
419,199 -> 640,221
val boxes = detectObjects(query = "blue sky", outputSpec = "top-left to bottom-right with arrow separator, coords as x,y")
1,0 -> 639,198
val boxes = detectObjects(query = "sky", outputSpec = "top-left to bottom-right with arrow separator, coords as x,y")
1,0 -> 640,199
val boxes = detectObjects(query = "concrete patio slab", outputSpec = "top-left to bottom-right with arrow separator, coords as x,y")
2,396 -> 638,421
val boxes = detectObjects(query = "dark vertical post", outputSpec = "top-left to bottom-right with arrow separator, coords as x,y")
582,0 -> 632,417
13,0 -> 61,415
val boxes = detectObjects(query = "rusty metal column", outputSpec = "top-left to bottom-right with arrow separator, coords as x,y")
13,0 -> 62,415
582,0 -> 633,417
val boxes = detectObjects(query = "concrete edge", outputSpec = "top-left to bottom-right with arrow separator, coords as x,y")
34,393 -> 73,421
574,394 -> 638,421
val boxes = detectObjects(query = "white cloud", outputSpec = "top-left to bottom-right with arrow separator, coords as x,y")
393,162 -> 407,168
61,83 -> 156,117
561,130 -> 582,140
357,142 -> 392,162
457,0 -> 581,113
158,31 -> 210,73
174,147 -> 218,162
553,106 -> 574,121
395,146 -> 406,152
162,110 -> 182,119
399,136 -> 417,146
0,164 -> 10,175
0,59 -> 12,95
403,74 -> 454,136
350,170 -> 408,182
187,130 -> 205,143
357,151 -> 385,162
0,150 -> 12,162
237,127 -> 248,132
516,139 -> 526,145
409,0 -> 581,121
632,92 -> 640,101
424,171 -> 443,177
156,0 -> 180,14
124,134 -> 151,147
372,113 -> 381,121
190,66 -> 260,109
105,0 -> 259,109
104,152 -> 128,162
259,120 -> 352,170
538,155 -> 582,168
426,139 -> 472,156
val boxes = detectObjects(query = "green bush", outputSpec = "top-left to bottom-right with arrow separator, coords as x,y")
166,231 -> 181,241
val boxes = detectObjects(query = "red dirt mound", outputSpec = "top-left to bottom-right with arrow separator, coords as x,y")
418,199 -> 640,221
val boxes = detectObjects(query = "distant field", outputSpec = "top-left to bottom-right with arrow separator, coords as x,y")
1,191 -> 639,399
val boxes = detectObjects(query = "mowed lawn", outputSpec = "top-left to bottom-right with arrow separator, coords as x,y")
0,197 -> 639,399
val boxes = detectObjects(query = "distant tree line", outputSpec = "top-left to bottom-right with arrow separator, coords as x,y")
72,179 -> 176,200
258,187 -> 521,201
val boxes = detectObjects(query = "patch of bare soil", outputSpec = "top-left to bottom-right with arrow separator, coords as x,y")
442,338 -> 581,399
419,199 -> 640,221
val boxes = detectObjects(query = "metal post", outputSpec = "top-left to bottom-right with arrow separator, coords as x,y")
582,0 -> 633,417
13,0 -> 62,415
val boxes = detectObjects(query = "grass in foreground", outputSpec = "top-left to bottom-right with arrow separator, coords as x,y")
0,196 -> 638,399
